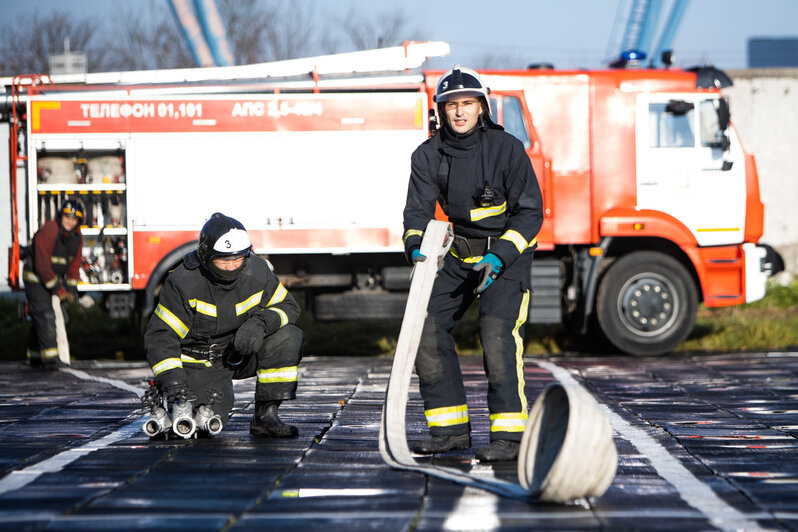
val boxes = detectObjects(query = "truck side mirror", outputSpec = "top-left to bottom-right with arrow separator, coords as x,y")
665,99 -> 694,115
705,134 -> 731,153
706,132 -> 730,152
717,98 -> 730,131
709,99 -> 731,152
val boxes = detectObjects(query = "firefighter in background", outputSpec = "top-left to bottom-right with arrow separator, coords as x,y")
403,66 -> 544,461
144,212 -> 303,437
24,199 -> 84,368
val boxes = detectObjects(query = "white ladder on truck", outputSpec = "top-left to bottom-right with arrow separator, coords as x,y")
1,41 -> 450,88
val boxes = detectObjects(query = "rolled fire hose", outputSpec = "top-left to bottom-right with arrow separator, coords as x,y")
379,220 -> 618,503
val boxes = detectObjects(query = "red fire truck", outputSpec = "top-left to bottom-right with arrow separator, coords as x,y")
1,42 -> 780,356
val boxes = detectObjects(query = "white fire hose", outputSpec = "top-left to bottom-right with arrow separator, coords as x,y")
379,220 -> 617,503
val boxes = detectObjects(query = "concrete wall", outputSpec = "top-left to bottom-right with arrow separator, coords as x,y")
725,69 -> 798,279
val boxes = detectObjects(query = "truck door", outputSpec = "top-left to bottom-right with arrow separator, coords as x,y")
634,94 -> 746,246
490,92 -> 553,248
490,92 -> 559,324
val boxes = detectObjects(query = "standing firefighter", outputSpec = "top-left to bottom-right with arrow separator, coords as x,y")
24,199 -> 84,368
403,66 -> 544,461
144,212 -> 303,438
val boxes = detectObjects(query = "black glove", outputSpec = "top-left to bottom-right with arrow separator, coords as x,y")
161,381 -> 196,409
234,316 -> 267,355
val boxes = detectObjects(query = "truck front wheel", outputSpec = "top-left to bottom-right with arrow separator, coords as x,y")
596,251 -> 697,356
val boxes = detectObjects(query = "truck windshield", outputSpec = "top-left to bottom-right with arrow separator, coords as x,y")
502,96 -> 532,149
648,103 -> 695,148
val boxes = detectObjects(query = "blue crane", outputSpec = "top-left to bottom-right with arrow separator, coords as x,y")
612,0 -> 690,67
167,0 -> 235,67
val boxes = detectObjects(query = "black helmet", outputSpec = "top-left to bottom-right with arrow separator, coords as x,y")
197,212 -> 252,268
60,199 -> 85,221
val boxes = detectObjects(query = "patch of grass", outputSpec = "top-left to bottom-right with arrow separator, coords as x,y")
678,308 -> 798,352
745,276 -> 798,309
299,317 -> 401,357
299,295 -> 488,357
1,276 -> 796,361
64,302 -> 145,360
489,276 -> 798,355
0,295 -> 144,362
0,296 -> 30,358
676,278 -> 798,352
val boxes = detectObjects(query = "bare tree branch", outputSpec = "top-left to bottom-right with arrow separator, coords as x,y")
0,10 -> 99,75
100,0 -> 192,71
471,51 -> 529,70
218,0 -> 320,63
0,1 -> 429,76
260,1 -> 317,61
218,0 -> 271,64
336,6 -> 420,51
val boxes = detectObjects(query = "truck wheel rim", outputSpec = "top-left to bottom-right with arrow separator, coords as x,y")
616,272 -> 679,337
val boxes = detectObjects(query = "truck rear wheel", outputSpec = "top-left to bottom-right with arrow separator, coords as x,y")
596,251 -> 697,356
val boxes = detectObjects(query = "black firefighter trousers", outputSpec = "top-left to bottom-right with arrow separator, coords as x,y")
183,324 -> 304,424
25,278 -> 66,363
415,251 -> 533,442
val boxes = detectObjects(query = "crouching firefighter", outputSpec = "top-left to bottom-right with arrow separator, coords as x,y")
402,66 -> 543,461
144,212 -> 304,438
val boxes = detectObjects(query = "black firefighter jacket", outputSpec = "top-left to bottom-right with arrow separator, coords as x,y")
145,253 -> 299,385
403,124 -> 544,270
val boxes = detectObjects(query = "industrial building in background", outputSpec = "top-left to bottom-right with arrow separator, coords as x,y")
748,38 -> 798,67
48,38 -> 87,76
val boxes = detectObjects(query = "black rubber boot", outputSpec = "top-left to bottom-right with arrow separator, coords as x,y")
42,358 -> 67,370
250,400 -> 298,438
413,433 -> 471,454
476,439 -> 520,462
